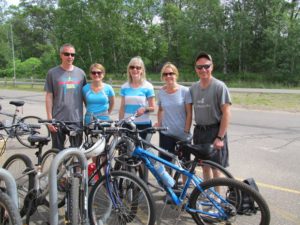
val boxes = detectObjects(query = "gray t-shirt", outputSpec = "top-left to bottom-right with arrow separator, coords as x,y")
190,77 -> 231,125
44,66 -> 87,122
157,85 -> 192,139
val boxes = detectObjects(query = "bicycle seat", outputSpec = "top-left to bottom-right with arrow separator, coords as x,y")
27,135 -> 51,146
9,101 -> 25,107
184,143 -> 215,160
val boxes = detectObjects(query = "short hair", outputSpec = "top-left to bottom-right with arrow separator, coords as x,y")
89,63 -> 105,74
127,56 -> 146,83
59,43 -> 75,53
160,62 -> 179,80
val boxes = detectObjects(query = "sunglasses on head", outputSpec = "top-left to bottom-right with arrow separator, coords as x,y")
91,71 -> 103,75
62,52 -> 76,57
129,65 -> 142,70
162,72 -> 175,77
195,64 -> 211,70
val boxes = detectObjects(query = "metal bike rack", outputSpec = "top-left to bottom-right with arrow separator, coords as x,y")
49,148 -> 89,225
0,167 -> 19,208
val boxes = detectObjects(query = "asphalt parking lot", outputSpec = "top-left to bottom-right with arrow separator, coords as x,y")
1,89 -> 300,225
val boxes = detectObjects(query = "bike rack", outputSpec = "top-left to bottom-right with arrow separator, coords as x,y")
0,167 -> 19,208
49,148 -> 89,225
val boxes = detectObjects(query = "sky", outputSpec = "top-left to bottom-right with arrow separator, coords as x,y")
6,0 -> 20,6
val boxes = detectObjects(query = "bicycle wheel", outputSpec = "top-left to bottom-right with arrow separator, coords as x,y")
0,190 -> 22,225
189,178 -> 270,225
68,176 -> 80,225
16,116 -> 50,148
2,154 -> 35,217
41,148 -> 59,174
88,170 -> 156,225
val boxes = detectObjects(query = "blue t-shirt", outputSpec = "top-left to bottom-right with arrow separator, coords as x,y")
82,83 -> 115,124
120,81 -> 155,125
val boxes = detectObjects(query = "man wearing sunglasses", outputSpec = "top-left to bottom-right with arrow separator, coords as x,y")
190,52 -> 231,180
44,43 -> 87,150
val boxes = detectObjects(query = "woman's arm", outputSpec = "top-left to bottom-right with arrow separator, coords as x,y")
184,103 -> 193,133
118,96 -> 125,119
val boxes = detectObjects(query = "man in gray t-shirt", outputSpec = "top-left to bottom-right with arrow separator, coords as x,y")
190,52 -> 231,181
44,43 -> 86,150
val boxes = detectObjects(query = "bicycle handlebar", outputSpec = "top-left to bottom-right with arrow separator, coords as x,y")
104,126 -> 168,134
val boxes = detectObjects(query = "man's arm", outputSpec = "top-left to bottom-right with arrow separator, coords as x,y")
214,103 -> 231,149
184,103 -> 193,133
45,92 -> 57,132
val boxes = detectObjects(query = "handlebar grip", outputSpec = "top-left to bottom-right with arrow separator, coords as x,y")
38,119 -> 53,123
28,124 -> 41,129
103,127 -> 120,133
154,127 -> 168,132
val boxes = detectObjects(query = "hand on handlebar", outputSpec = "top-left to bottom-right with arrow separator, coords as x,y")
47,124 -> 57,133
136,107 -> 148,117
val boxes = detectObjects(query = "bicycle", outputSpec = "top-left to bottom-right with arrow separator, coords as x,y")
37,118 -> 156,225
0,168 -> 22,225
112,114 -> 234,185
0,99 -> 50,154
103,124 -> 271,225
1,133 -> 62,223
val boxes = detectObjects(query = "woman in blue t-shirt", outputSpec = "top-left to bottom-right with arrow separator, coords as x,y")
156,62 -> 192,170
119,56 -> 155,139
83,63 -> 115,124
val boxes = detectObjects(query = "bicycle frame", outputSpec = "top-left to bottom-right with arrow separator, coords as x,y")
0,110 -> 20,138
131,140 -> 232,220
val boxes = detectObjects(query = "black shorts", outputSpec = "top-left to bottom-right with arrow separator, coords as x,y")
193,125 -> 229,167
159,132 -> 190,162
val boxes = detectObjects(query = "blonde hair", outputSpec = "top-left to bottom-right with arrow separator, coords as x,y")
127,56 -> 146,83
160,62 -> 179,80
89,63 -> 105,74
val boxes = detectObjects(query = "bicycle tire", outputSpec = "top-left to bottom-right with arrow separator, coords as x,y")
0,190 -> 22,225
2,154 -> 35,217
16,116 -> 50,148
189,177 -> 270,225
41,148 -> 59,173
68,176 -> 80,225
88,170 -> 156,225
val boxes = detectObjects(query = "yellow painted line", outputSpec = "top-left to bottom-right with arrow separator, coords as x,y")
236,177 -> 300,195
256,182 -> 300,195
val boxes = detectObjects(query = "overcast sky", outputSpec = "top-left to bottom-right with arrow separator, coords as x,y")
7,0 -> 20,6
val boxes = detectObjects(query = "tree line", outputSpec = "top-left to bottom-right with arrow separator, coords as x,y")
0,0 -> 299,86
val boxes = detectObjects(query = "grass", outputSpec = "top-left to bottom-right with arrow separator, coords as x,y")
1,84 -> 300,113
232,92 -> 300,112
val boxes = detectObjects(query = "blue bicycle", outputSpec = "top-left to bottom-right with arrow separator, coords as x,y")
103,122 -> 270,225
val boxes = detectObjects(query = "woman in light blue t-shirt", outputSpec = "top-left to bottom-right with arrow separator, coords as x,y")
83,63 -> 115,124
119,56 -> 155,139
156,62 -> 192,163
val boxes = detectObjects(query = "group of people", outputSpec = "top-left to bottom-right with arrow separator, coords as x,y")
44,43 -> 231,180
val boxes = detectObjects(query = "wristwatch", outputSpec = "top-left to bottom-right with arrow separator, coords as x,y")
216,135 -> 224,141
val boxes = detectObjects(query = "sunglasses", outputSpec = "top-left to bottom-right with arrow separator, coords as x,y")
129,65 -> 142,70
162,72 -> 175,77
195,64 -> 211,70
62,52 -> 76,57
91,71 -> 103,75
